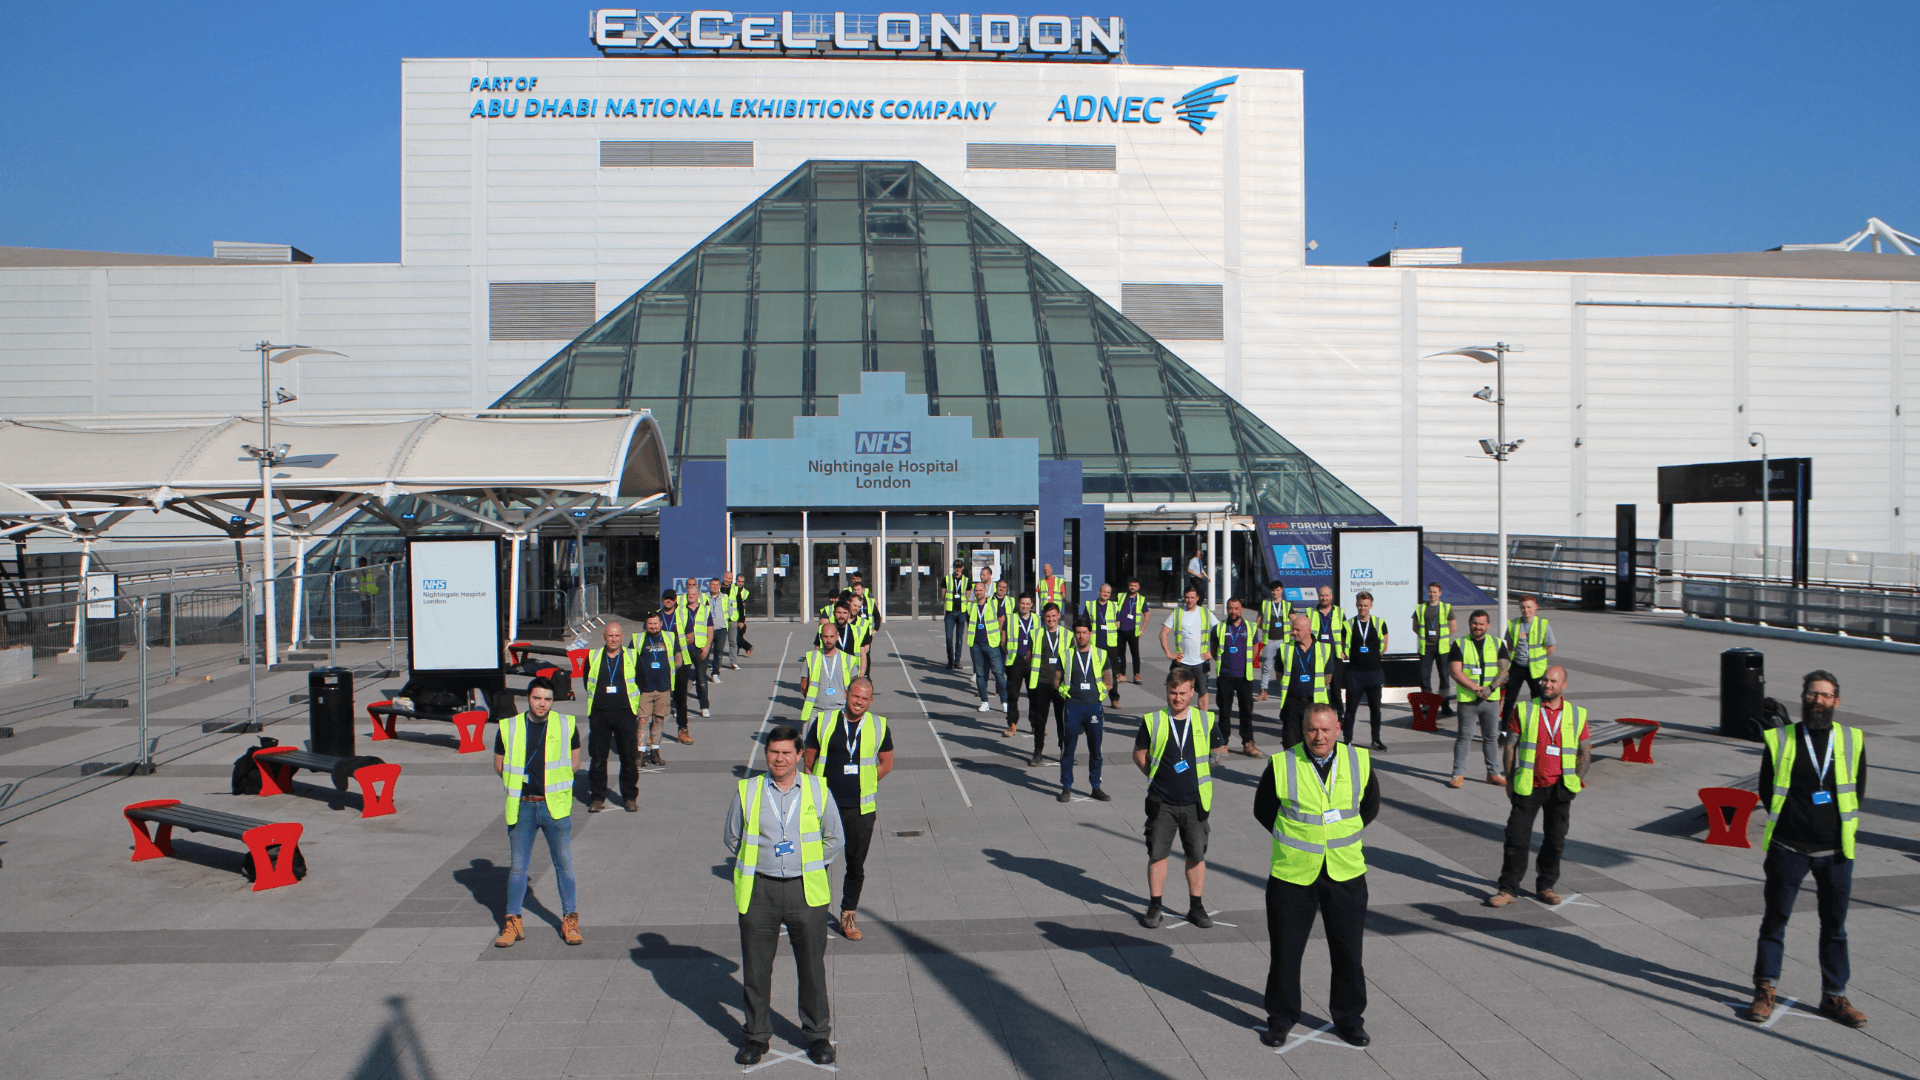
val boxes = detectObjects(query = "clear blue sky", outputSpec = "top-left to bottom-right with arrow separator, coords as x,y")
3,1 -> 1913,267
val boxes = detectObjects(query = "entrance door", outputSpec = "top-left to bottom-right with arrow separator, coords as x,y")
885,541 -> 945,617
738,542 -> 802,618
811,542 -> 872,616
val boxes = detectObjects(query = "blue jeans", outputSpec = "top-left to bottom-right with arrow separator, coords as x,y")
945,611 -> 966,665
971,643 -> 1006,703
707,627 -> 730,674
1755,846 -> 1852,994
1061,699 -> 1104,791
507,799 -> 578,917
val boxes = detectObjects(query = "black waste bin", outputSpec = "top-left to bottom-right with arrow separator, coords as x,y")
1580,576 -> 1607,611
309,667 -> 355,757
1720,648 -> 1765,741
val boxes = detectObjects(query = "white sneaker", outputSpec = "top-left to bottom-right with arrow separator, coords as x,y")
997,700 -> 1007,712
711,675 -> 724,683
978,701 -> 991,712
701,708 -> 711,717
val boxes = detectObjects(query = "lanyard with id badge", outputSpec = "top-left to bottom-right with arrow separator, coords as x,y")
1804,730 -> 1836,805
1355,619 -> 1374,655
1075,651 -> 1096,695
842,716 -> 863,776
1166,713 -> 1194,775
766,783 -> 802,858
1540,707 -> 1564,757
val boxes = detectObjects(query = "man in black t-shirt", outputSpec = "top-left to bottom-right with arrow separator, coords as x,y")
1132,667 -> 1225,929
492,678 -> 583,948
802,677 -> 894,942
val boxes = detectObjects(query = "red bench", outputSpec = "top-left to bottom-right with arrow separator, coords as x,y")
1699,787 -> 1763,848
365,700 -> 489,753
252,746 -> 401,818
123,799 -> 307,891
1617,718 -> 1661,764
1408,692 -> 1445,732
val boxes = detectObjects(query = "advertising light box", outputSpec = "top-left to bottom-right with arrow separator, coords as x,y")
408,539 -> 505,674
1331,527 -> 1422,657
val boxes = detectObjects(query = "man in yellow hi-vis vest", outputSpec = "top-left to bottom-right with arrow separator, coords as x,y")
492,677 -> 582,949
1132,667 -> 1223,930
724,725 -> 845,1067
1254,703 -> 1380,1047
943,559 -> 970,669
1486,666 -> 1589,909
803,677 -> 894,943
1745,669 -> 1870,1029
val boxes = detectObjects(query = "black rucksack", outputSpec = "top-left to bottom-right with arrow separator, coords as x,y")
229,735 -> 280,796
1750,697 -> 1792,739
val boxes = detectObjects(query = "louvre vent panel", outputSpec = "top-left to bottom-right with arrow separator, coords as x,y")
965,143 -> 1117,171
489,282 -> 597,340
1121,283 -> 1224,340
601,141 -> 754,167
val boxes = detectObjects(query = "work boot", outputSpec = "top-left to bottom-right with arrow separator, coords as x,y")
1243,740 -> 1263,758
1057,788 -> 1073,803
561,912 -> 583,946
494,914 -> 524,948
1448,775 -> 1465,788
1819,994 -> 1868,1028
1186,901 -> 1213,929
1485,891 -> 1516,908
1029,751 -> 1044,767
1141,898 -> 1164,929
678,728 -> 694,745
1255,691 -> 1269,703
624,799 -> 638,812
1003,722 -> 1018,738
1746,980 -> 1777,1023
840,910 -> 863,941
1091,788 -> 1112,802
1132,675 -> 1142,684
1537,887 -> 1563,906
589,799 -> 607,813
1487,772 -> 1506,786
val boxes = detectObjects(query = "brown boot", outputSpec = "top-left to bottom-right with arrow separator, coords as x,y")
494,914 -> 524,948
677,728 -> 694,745
1002,723 -> 1018,738
1484,891 -> 1516,908
1819,994 -> 1867,1028
1746,980 -> 1777,1023
840,910 -> 863,941
562,912 -> 583,946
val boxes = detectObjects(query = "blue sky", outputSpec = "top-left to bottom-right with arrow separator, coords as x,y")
2,1 -> 1913,267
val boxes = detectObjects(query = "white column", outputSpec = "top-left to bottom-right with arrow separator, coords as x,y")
801,510 -> 811,621
290,535 -> 309,649
507,532 -> 524,642
878,510 -> 888,618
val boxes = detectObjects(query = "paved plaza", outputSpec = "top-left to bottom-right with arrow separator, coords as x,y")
0,607 -> 1915,1080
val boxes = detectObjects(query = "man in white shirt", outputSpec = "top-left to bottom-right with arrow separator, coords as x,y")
1187,549 -> 1209,601
1158,587 -> 1215,713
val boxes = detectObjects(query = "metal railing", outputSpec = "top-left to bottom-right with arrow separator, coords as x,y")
1426,532 -> 1659,608
1679,580 -> 1920,644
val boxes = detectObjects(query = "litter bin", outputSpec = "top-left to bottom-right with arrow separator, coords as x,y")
1719,648 -> 1765,741
1580,576 -> 1607,611
309,667 -> 355,757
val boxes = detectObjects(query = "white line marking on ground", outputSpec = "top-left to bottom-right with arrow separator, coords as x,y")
1251,1021 -> 1361,1054
741,1045 -> 838,1073
743,631 -> 795,773
885,629 -> 972,808
1163,909 -> 1236,929
1531,892 -> 1602,910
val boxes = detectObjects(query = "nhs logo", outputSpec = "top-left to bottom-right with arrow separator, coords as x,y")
1349,568 -> 1373,580
421,579 -> 449,591
854,431 -> 911,454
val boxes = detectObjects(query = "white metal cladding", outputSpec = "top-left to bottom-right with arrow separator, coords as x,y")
1121,283 -> 1224,340
600,140 -> 754,167
488,282 -> 597,340
965,142 -> 1116,170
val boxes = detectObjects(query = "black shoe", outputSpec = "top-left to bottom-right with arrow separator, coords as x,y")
1028,752 -> 1044,767
1186,903 -> 1214,929
1091,788 -> 1112,802
1440,708 -> 1456,718
1057,788 -> 1073,802
1336,1024 -> 1371,1047
1370,739 -> 1388,752
1260,1019 -> 1292,1047
1141,900 -> 1164,929
808,1040 -> 836,1065
735,1042 -> 767,1065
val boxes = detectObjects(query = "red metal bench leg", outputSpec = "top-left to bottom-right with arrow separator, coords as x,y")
451,710 -> 488,754
1699,787 -> 1762,848
241,822 -> 305,891
1621,731 -> 1657,764
353,763 -> 402,818
367,700 -> 394,742
124,798 -> 184,861
1408,692 -> 1441,732
256,761 -> 294,797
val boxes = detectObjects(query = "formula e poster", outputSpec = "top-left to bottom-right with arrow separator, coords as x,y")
1256,516 -> 1395,604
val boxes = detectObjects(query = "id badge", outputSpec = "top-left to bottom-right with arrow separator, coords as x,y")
1360,646 -> 1370,654
773,840 -> 795,857
826,686 -> 841,696
1811,790 -> 1833,805
1172,759 -> 1190,774
1229,646 -> 1240,655
1544,745 -> 1561,757
605,684 -> 619,694
843,763 -> 860,776
1078,682 -> 1092,691
650,661 -> 662,669
1321,809 -> 1343,825
1298,673 -> 1309,683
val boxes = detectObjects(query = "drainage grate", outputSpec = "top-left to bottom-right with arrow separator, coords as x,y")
893,831 -> 923,837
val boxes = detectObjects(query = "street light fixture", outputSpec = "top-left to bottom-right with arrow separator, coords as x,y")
1428,342 -> 1524,636
1749,431 -> 1769,582
246,341 -> 345,667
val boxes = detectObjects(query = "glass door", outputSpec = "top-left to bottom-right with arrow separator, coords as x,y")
915,541 -> 942,617
771,543 -> 799,616
885,542 -> 915,618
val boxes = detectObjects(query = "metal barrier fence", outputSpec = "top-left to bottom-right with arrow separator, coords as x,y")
1426,532 -> 1659,608
1680,580 -> 1920,644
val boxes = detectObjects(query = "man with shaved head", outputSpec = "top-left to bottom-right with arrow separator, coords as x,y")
1486,665 -> 1590,908
585,621 -> 642,813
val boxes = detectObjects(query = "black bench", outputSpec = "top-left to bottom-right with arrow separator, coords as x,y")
123,799 -> 307,891
253,747 -> 400,818
364,700 -> 490,753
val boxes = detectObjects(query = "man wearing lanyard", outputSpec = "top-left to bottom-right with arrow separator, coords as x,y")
1746,670 -> 1870,1029
1486,666 -> 1590,908
1342,592 -> 1390,751
492,678 -> 583,949
726,570 -> 753,659
1025,603 -> 1070,768
1205,597 -> 1264,759
1159,587 -> 1216,714
1277,614 -> 1334,750
1308,586 -> 1349,722
803,677 -> 894,943
584,622 -> 641,814
1500,595 -> 1556,726
705,576 -> 734,682
943,559 -> 969,670
1082,582 -> 1123,708
1133,667 -> 1224,930
1056,618 -> 1113,803
798,621 -> 859,740
1413,582 -> 1454,716
664,589 -> 710,735
724,726 -> 845,1067
1002,593 -> 1039,740
1448,610 -> 1509,788
1255,581 -> 1292,702
965,579 -> 1009,714
1115,578 -> 1150,686
635,612 -> 677,768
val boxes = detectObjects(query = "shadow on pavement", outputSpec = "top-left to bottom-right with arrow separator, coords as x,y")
629,931 -> 748,1043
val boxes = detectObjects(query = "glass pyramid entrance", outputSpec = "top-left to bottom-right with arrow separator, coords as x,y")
493,161 -> 1379,516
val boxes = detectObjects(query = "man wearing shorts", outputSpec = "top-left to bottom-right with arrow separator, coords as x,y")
1133,666 -> 1223,930
1158,587 -> 1216,714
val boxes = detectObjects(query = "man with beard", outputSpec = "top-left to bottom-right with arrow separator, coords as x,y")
1484,665 -> 1589,909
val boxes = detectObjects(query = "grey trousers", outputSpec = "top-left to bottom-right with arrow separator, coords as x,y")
739,875 -> 832,1045
1454,699 -> 1503,777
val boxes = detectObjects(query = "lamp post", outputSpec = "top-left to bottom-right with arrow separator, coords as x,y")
1428,343 -> 1524,637
1749,432 -> 1768,582
242,341 -> 344,667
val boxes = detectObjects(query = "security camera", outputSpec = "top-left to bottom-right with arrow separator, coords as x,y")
1472,386 -> 1495,402
1748,433 -> 1761,447
1510,439 -> 1525,450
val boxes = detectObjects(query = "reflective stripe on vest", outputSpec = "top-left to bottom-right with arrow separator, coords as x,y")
965,598 -> 1004,648
1283,642 -> 1334,705
1761,723 -> 1863,858
1056,646 -> 1107,700
1269,743 -> 1370,885
585,647 -> 643,715
733,774 -> 831,913
1512,700 -> 1584,796
1262,598 -> 1292,637
1455,636 -> 1500,703
1026,627 -> 1070,690
1143,708 -> 1214,812
1310,607 -> 1349,660
502,711 -> 576,824
1507,617 -> 1550,678
809,710 -> 889,814
800,649 -> 860,732
1084,600 -> 1120,647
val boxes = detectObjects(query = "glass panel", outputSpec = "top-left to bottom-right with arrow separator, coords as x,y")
1129,464 -> 1190,500
933,344 -> 986,395
885,541 -> 915,617
691,344 -> 744,397
871,293 -> 923,341
636,297 -> 690,343
865,163 -> 911,199
929,294 -> 980,342
998,398 -> 1055,454
630,399 -> 678,455
754,293 -> 805,342
1030,257 -> 1082,296
940,395 -> 989,438
915,170 -> 964,200
874,343 -> 927,392
969,210 -> 1020,245
766,171 -> 811,202
866,206 -> 916,242
810,394 -> 839,417
505,353 -> 569,404
577,303 -> 636,345
920,205 -> 971,244
1117,399 -> 1178,454
1162,357 -> 1220,398
814,343 -> 864,396
924,246 -> 974,291
1040,297 -> 1095,343
712,212 -> 756,245
978,249 -> 1029,292
630,343 -> 685,397
813,246 -> 864,291
758,245 -> 806,290
1058,399 -> 1115,454
1094,304 -> 1156,345
984,293 -> 1037,340
694,293 -> 747,342
869,246 -> 919,290
1082,471 -> 1127,503
814,201 -> 861,243
684,399 -> 741,455
1106,346 -> 1165,396
750,397 -> 804,440
991,342 -> 1045,396
1190,467 -> 1241,500
700,249 -> 751,291
567,345 -> 627,400
1231,401 -> 1302,455
1049,343 -> 1102,392
760,205 -> 807,244
1179,404 -> 1236,454
652,255 -> 698,292
815,165 -> 860,199
813,293 -> 864,341
753,343 -> 804,395
1249,459 -> 1318,515
1188,454 -> 1240,471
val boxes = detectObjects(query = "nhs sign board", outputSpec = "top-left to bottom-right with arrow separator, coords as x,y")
854,431 -> 911,454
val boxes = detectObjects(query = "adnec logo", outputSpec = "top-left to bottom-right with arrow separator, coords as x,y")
1045,74 -> 1235,133
1173,76 -> 1235,134
854,431 -> 912,454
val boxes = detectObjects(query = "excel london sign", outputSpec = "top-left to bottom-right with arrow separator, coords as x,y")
590,11 -> 1124,61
